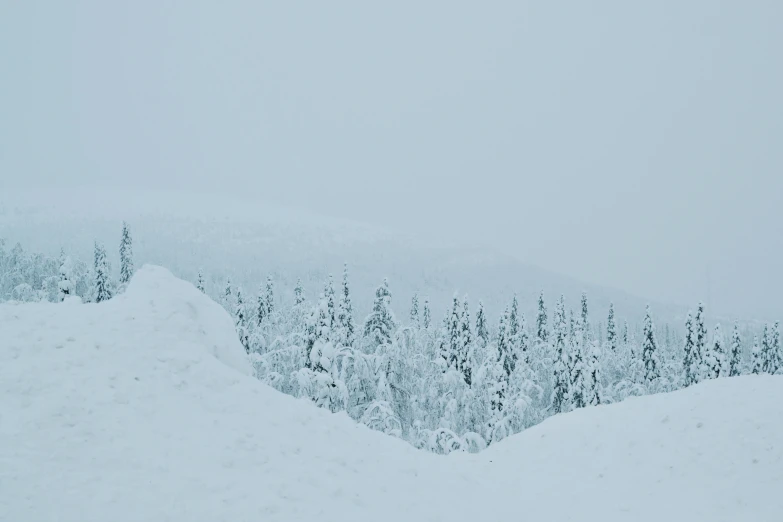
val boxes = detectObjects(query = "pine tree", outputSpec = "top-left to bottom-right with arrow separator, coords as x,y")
694,302 -> 708,382
551,295 -> 569,414
265,276 -> 275,317
536,291 -> 548,343
93,241 -> 112,303
606,303 -> 617,352
751,336 -> 762,374
234,287 -> 250,353
362,278 -> 397,351
422,298 -> 431,330
196,269 -> 205,293
410,293 -> 420,327
294,278 -> 305,305
442,294 -> 462,370
729,323 -> 742,377
497,306 -> 512,377
475,300 -> 489,346
119,221 -> 134,285
683,311 -> 698,386
641,305 -> 660,384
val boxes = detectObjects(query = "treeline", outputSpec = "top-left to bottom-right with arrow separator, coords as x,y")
1,225 -> 781,454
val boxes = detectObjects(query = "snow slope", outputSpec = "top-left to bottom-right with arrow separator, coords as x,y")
1,266 -> 780,521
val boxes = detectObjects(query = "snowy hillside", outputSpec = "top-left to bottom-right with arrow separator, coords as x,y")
0,188 -> 683,324
1,266 -> 780,521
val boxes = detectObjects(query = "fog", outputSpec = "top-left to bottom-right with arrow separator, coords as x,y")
1,1 -> 781,319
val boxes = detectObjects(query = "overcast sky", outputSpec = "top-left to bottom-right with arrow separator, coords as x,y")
1,1 -> 782,319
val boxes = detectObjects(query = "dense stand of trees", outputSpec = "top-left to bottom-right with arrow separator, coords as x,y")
1,226 -> 781,454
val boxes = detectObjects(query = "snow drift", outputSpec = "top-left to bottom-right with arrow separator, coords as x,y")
1,266 -> 781,521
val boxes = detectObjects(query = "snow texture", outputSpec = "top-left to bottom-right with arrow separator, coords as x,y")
1,266 -> 781,521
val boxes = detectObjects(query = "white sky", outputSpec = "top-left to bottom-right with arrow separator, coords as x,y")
1,1 -> 781,319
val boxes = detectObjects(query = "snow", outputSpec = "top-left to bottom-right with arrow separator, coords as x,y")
1,266 -> 781,521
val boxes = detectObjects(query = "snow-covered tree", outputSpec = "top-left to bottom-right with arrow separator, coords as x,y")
703,323 -> 726,379
119,221 -> 134,285
772,322 -> 781,374
410,293 -> 420,327
294,278 -> 305,305
751,336 -> 762,374
683,311 -> 699,386
422,298 -> 431,330
536,291 -> 548,343
606,303 -> 617,352
761,325 -> 773,374
57,250 -> 74,302
196,269 -> 205,293
234,287 -> 250,353
93,241 -> 112,303
551,295 -> 569,414
223,278 -> 233,309
586,341 -> 602,406
458,297 -> 473,385
580,291 -> 590,342
568,317 -> 588,409
729,323 -> 742,377
257,285 -> 268,326
265,276 -> 275,318
641,305 -> 660,384
694,302 -> 708,382
336,264 -> 355,346
475,300 -> 489,346
362,278 -> 397,352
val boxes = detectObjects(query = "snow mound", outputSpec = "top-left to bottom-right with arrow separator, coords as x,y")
1,266 -> 782,521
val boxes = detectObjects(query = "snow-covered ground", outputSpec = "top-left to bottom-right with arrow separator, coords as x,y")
1,266 -> 780,521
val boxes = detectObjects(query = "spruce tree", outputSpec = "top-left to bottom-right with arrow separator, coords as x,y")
497,307 -> 513,376
694,302 -> 708,382
772,322 -> 781,374
410,293 -> 420,327
223,278 -> 232,308
57,249 -> 73,302
294,278 -> 305,305
234,287 -> 250,353
362,278 -> 397,350
569,317 -> 587,409
324,275 -> 336,328
257,285 -> 267,326
587,341 -> 601,406
641,305 -> 660,384
622,320 -> 629,345
704,323 -> 726,379
196,269 -> 205,293
580,291 -> 590,342
119,221 -> 134,285
265,276 -> 275,317
536,291 -> 548,343
422,298 -> 431,330
442,294 -> 462,370
458,297 -> 473,385
93,241 -> 112,303
683,311 -> 697,386
475,300 -> 489,346
606,303 -> 617,352
551,295 -> 569,414
337,265 -> 355,346
751,335 -> 762,374
761,325 -> 772,374
729,323 -> 742,377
